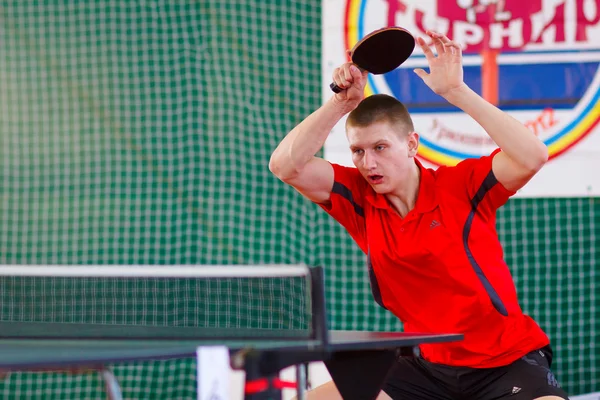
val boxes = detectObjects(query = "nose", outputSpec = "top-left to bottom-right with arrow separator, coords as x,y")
363,150 -> 376,170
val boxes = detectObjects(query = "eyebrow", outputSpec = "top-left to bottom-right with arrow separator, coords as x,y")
349,140 -> 390,150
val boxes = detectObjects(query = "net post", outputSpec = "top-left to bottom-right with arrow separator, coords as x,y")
309,266 -> 328,347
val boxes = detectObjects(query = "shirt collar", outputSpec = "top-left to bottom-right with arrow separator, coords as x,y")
364,157 -> 438,213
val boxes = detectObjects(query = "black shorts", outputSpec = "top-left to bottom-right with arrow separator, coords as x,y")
382,346 -> 569,400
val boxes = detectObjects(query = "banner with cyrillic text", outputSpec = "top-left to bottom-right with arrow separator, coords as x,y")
323,0 -> 600,197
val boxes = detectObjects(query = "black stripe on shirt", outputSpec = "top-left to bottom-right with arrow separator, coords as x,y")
463,170 -> 509,317
367,249 -> 386,310
332,181 -> 364,217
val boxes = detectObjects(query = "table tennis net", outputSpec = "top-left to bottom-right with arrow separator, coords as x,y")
0,265 -> 313,339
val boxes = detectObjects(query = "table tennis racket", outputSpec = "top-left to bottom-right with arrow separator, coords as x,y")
330,27 -> 415,93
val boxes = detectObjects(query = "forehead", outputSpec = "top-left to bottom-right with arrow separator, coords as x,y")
346,120 -> 403,147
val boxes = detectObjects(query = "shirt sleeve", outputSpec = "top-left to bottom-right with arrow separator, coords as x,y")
316,162 -> 368,254
443,149 -> 516,219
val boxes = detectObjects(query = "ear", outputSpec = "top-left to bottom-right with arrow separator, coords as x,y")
407,132 -> 419,157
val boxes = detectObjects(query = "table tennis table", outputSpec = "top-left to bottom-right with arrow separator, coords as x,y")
0,330 -> 461,400
0,266 -> 463,400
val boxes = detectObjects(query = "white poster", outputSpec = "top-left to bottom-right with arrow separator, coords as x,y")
323,0 -> 600,197
197,346 -> 230,400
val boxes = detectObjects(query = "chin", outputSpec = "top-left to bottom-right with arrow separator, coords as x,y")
371,184 -> 391,194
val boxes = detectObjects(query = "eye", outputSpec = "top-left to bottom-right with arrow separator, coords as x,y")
375,145 -> 385,151
353,148 -> 364,155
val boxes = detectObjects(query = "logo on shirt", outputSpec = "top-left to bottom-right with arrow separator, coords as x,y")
429,220 -> 441,229
511,387 -> 522,395
547,372 -> 561,388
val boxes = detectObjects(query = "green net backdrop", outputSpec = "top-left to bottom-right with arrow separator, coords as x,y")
0,0 -> 597,398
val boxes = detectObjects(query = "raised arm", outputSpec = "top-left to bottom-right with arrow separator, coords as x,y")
269,64 -> 368,203
414,31 -> 548,192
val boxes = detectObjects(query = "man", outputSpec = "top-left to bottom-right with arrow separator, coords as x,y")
269,30 -> 569,399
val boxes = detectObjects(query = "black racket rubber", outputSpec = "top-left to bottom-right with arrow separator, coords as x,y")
330,27 -> 415,93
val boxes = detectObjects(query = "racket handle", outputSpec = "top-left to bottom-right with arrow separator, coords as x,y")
329,82 -> 343,93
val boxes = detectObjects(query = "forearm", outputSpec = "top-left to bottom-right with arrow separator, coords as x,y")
269,97 -> 348,179
444,84 -> 548,170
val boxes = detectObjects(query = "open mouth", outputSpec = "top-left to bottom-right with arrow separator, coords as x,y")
368,175 -> 383,184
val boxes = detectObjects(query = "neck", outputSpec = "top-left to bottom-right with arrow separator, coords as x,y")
386,160 -> 420,218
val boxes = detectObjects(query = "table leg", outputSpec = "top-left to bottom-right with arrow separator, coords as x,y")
295,363 -> 308,400
99,368 -> 123,400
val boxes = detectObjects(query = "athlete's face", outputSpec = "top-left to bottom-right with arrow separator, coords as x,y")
347,120 -> 419,194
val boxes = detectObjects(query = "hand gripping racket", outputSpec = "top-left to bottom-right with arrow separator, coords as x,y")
330,27 -> 415,93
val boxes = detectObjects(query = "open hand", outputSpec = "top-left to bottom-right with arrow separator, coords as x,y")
414,31 -> 466,98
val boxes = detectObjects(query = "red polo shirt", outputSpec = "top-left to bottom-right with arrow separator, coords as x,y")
319,149 -> 549,368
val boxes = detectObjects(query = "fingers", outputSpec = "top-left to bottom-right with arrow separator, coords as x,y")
421,31 -> 463,58
350,65 -> 365,81
417,32 -> 442,59
429,32 -> 446,56
417,36 -> 435,61
447,40 -> 462,58
342,66 -> 352,85
435,32 -> 462,57
332,63 -> 363,90
332,66 -> 350,89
